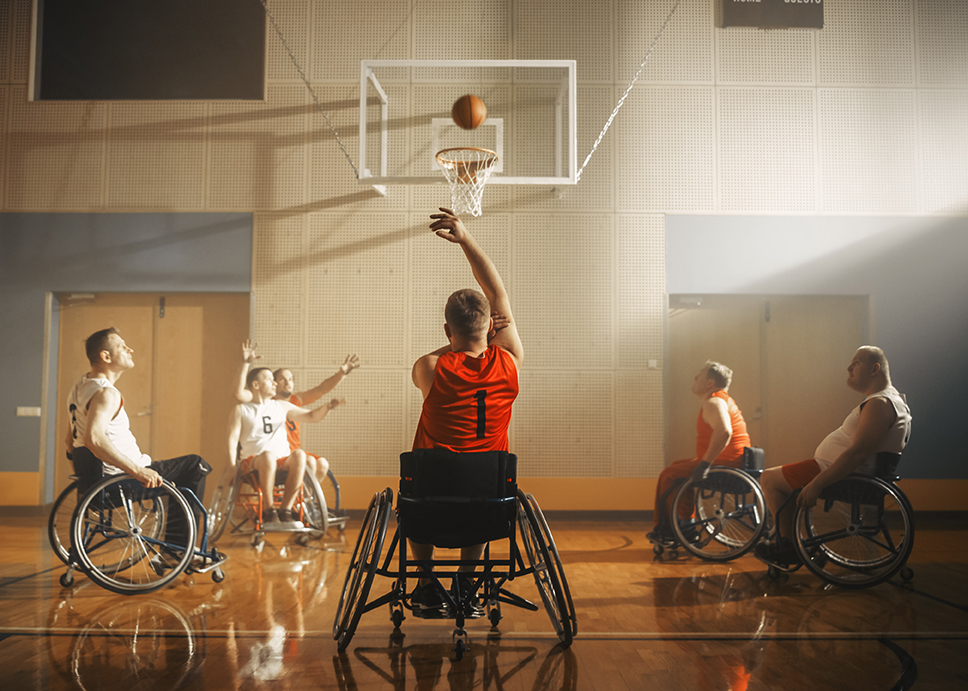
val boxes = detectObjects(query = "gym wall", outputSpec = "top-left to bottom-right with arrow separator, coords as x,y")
0,0 -> 965,509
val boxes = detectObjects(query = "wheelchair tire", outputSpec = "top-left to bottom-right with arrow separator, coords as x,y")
71,475 -> 197,595
794,475 -> 914,589
207,468 -> 240,543
300,471 -> 329,535
671,467 -> 767,562
333,489 -> 391,651
517,491 -> 575,647
48,481 -> 79,566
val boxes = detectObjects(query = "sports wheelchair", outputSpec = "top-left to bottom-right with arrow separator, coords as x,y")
48,452 -> 227,594
764,452 -> 915,589
650,447 -> 768,562
207,461 -> 347,548
332,449 -> 578,659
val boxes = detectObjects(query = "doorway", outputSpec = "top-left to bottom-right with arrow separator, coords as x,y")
667,295 -> 870,468
54,293 -> 250,503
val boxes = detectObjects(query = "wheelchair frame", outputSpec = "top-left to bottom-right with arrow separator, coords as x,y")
332,484 -> 577,659
207,464 -> 347,547
49,474 -> 227,594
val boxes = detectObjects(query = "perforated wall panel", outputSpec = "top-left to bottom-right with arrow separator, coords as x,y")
919,90 -> 968,213
208,86 -> 308,211
414,0 -> 511,83
614,86 -> 715,213
8,0 -> 29,83
105,103 -> 207,209
716,26 -> 815,85
513,214 -> 613,368
819,89 -> 918,214
0,86 -> 6,208
512,371 -> 613,477
408,212 -> 511,362
718,88 -> 817,213
616,214 -> 665,369
300,368 -> 409,476
615,370 -> 664,477
305,212 -> 409,368
0,0 -> 11,83
312,1 -> 411,83
311,83 -> 409,210
266,0 -> 311,83
916,0 -> 968,87
616,0 -> 713,84
819,0 -> 915,86
514,0 -> 611,83
5,89 -> 107,210
252,214 -> 306,366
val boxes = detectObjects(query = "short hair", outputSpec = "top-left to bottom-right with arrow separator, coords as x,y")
703,360 -> 733,390
247,367 -> 272,390
85,327 -> 119,365
857,346 -> 890,376
273,368 -> 290,380
445,289 -> 490,340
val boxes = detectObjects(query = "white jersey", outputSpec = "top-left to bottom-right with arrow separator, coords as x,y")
814,386 -> 912,473
239,399 -> 291,460
68,375 -> 151,475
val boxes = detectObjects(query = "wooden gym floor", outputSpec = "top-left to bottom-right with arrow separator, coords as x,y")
1,509 -> 967,690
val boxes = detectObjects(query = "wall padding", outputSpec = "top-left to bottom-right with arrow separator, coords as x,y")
252,214 -> 306,367
718,88 -> 817,214
819,89 -> 918,213
105,103 -> 207,210
615,369 -> 664,478
716,26 -> 815,86
819,0 -> 915,86
614,86 -> 715,213
916,0 -> 968,86
919,90 -> 968,214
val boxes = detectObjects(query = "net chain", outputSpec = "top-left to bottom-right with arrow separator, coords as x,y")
573,0 -> 683,185
258,0 -> 361,179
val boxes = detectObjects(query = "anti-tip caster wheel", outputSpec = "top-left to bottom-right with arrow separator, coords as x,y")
212,568 -> 225,583
900,566 -> 914,582
59,572 -> 74,588
296,534 -> 309,547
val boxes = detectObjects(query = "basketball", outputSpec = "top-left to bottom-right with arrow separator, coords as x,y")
451,94 -> 487,130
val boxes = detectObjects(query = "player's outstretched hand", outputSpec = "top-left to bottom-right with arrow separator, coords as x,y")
429,207 -> 469,244
488,313 -> 511,342
341,354 -> 361,375
328,397 -> 347,411
242,339 -> 261,364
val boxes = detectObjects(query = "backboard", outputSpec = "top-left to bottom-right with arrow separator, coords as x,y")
358,60 -> 577,194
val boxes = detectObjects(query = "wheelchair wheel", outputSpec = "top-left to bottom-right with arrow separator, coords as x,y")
794,476 -> 914,589
207,467 -> 240,543
671,467 -> 767,561
517,491 -> 575,647
323,469 -> 343,515
48,481 -> 79,565
300,471 -> 330,535
333,489 -> 391,651
71,475 -> 196,594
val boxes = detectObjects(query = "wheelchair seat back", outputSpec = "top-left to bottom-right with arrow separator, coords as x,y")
741,447 -> 765,472
398,448 -> 517,548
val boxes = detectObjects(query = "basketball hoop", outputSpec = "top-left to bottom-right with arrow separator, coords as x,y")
435,147 -> 498,217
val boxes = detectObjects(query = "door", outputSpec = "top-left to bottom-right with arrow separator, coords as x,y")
667,295 -> 869,468
55,293 -> 249,503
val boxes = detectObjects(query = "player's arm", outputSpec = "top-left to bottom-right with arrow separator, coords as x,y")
412,345 -> 450,399
429,208 -> 523,366
286,398 -> 347,424
233,340 -> 259,403
798,397 -> 896,508
296,354 -> 360,406
226,405 -> 243,468
84,388 -> 161,488
691,397 -> 733,481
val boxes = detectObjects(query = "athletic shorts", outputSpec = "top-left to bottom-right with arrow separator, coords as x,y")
240,454 -> 290,475
781,459 -> 822,490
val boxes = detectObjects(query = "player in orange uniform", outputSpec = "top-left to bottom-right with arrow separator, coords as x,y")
409,207 -> 524,613
649,361 -> 751,544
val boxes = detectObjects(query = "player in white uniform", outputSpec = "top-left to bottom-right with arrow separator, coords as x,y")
66,327 -> 212,548
227,366 -> 346,526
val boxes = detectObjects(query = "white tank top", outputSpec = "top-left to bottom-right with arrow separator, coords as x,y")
814,386 -> 912,473
68,376 -> 151,475
239,399 -> 291,460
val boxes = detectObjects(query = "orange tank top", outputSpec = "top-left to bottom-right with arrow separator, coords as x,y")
695,390 -> 750,461
285,394 -> 302,452
413,345 -> 519,452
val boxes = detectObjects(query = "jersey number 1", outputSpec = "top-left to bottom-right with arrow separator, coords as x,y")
474,390 -> 487,439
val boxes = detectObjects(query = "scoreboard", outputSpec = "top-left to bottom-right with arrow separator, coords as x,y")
716,0 -> 824,30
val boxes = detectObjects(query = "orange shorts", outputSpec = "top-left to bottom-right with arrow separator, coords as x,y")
240,454 -> 290,476
781,459 -> 821,490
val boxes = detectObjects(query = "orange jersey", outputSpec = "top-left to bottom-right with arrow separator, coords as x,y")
413,345 -> 519,452
285,394 -> 303,451
695,390 -> 750,461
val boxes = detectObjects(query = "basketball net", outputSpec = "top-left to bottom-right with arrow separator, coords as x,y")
435,147 -> 498,217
